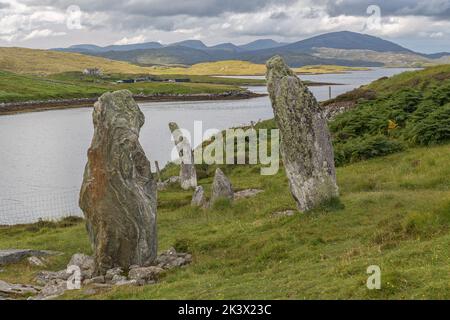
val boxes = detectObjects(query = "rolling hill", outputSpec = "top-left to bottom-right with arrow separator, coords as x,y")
53,31 -> 450,67
0,47 -> 154,75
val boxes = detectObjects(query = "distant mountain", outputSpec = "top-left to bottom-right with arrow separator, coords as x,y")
424,52 -> 450,59
238,39 -> 286,51
209,43 -> 241,52
52,31 -> 447,68
54,42 -> 163,53
280,31 -> 415,54
168,40 -> 208,50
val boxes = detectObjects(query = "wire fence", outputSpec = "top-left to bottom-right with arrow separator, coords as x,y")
0,189 -> 83,226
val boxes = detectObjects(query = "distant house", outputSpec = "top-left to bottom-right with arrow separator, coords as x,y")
83,68 -> 102,76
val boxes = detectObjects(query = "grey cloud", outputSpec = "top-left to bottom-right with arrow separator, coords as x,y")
325,0 -> 450,18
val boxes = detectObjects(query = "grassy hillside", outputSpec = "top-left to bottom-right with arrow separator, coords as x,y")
323,64 -> 450,165
1,144 -> 449,299
0,47 -> 153,75
0,70 -> 241,103
150,60 -> 369,76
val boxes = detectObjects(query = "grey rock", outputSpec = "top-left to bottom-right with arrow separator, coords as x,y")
0,249 -> 59,266
67,253 -> 95,279
210,168 -> 234,204
35,270 -> 70,286
169,122 -> 197,190
128,266 -> 164,283
31,279 -> 67,300
27,256 -> 46,267
110,275 -> 128,285
156,247 -> 192,270
0,280 -> 41,297
191,186 -> 207,207
234,189 -> 263,200
79,90 -> 158,275
266,56 -> 339,211
272,210 -> 296,218
105,267 -> 123,281
113,279 -> 138,286
83,275 -> 105,285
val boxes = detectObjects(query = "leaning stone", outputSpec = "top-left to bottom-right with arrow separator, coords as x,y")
128,266 -> 164,283
79,90 -> 158,275
266,56 -> 339,211
168,122 -> 197,190
210,168 -> 234,204
191,186 -> 207,207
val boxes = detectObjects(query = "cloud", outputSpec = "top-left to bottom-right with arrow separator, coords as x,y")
114,35 -> 147,45
23,28 -> 66,40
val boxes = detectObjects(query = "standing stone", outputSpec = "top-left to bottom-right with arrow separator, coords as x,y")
79,90 -> 157,275
191,186 -> 206,207
168,122 -> 197,190
210,168 -> 234,204
266,56 -> 339,211
154,161 -> 162,183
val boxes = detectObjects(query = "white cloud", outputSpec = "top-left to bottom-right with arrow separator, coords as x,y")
114,35 -> 147,45
23,29 -> 66,40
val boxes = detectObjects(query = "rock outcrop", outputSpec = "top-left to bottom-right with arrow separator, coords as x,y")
210,168 -> 234,204
79,90 -> 157,275
168,122 -> 197,190
266,56 -> 339,211
0,249 -> 58,266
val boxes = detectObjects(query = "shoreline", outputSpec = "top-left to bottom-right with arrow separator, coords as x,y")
0,91 -> 266,116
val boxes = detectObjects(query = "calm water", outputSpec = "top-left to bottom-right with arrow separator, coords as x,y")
0,67 -> 415,224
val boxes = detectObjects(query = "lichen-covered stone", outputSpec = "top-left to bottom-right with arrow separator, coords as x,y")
191,186 -> 206,207
266,56 -> 339,211
79,90 -> 157,275
168,122 -> 197,190
210,168 -> 234,204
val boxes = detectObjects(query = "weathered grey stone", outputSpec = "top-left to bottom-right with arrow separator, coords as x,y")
266,56 -> 339,211
234,189 -> 263,200
67,253 -> 95,279
272,210 -> 296,218
31,279 -> 67,300
79,90 -> 157,275
0,249 -> 58,266
0,280 -> 41,297
169,122 -> 197,190
156,247 -> 192,270
191,186 -> 207,207
27,256 -> 46,267
83,275 -> 105,285
105,267 -> 124,281
35,270 -> 70,286
128,266 -> 164,282
210,168 -> 234,204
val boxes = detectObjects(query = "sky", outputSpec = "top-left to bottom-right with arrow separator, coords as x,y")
0,0 -> 449,53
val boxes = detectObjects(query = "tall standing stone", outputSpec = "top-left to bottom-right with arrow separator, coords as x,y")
79,90 -> 157,275
211,168 -> 234,204
168,122 -> 197,190
266,56 -> 339,211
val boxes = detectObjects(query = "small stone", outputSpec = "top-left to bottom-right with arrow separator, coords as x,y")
234,189 -> 263,200
35,270 -> 70,286
110,275 -> 128,285
0,280 -> 41,297
83,275 -> 105,285
272,210 -> 296,218
105,267 -> 123,281
114,279 -> 138,287
210,168 -> 234,204
32,279 -> 67,300
67,253 -> 95,279
191,186 -> 206,207
0,249 -> 59,266
156,248 -> 192,270
27,256 -> 46,267
128,266 -> 164,282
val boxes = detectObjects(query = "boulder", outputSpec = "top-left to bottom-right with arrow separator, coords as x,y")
79,90 -> 157,274
168,122 -> 197,190
0,280 -> 41,297
35,270 -> 70,286
156,247 -> 192,270
210,168 -> 234,204
67,253 -> 95,279
266,56 -> 339,211
191,186 -> 206,207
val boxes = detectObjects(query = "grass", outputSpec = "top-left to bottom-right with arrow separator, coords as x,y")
149,60 -> 369,76
1,145 -> 450,299
0,70 -> 242,103
0,47 -> 154,75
